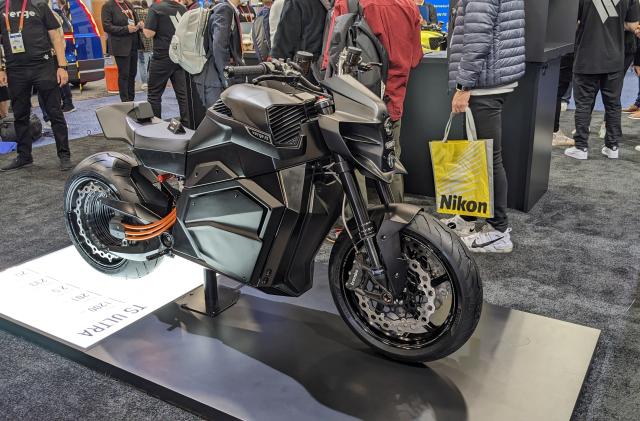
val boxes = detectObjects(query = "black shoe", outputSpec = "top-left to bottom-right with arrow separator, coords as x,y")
59,157 -> 73,171
62,104 -> 76,113
0,157 -> 33,172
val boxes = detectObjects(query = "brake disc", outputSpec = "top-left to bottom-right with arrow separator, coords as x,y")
354,258 -> 437,336
74,182 -> 119,262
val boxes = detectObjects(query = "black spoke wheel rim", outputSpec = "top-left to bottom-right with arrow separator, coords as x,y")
65,177 -> 125,269
340,231 -> 459,350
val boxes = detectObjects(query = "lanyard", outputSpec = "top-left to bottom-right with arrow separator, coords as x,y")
5,0 -> 29,34
115,0 -> 133,19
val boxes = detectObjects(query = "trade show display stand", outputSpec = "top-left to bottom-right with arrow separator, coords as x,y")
0,250 -> 600,421
401,0 -> 579,211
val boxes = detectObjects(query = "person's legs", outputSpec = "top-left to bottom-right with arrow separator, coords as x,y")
169,64 -> 191,127
138,51 -> 149,85
36,62 -> 70,163
469,94 -> 508,232
60,83 -> 74,110
572,73 -> 600,151
147,55 -> 172,119
128,50 -> 138,101
37,90 -> 50,122
7,68 -> 35,163
114,54 -> 132,102
600,71 -> 624,151
555,53 -> 574,133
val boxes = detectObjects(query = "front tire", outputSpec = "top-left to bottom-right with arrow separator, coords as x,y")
63,152 -> 163,279
329,211 -> 482,362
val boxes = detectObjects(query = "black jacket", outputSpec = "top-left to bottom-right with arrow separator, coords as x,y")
271,0 -> 327,60
209,1 -> 243,86
102,0 -> 142,57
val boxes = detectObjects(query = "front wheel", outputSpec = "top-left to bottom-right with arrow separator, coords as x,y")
329,211 -> 482,362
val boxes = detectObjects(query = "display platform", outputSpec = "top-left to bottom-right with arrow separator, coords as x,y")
0,250 -> 600,421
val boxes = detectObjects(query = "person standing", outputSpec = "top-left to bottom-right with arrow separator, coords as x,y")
268,0 -> 284,46
446,0 -> 526,254
0,0 -> 71,172
552,53 -> 576,147
328,0 -> 422,203
194,0 -> 243,108
271,0 -> 326,62
143,0 -> 190,126
102,0 -> 143,102
565,0 -> 640,160
132,0 -> 152,90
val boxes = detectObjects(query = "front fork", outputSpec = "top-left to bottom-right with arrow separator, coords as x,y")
334,155 -> 393,301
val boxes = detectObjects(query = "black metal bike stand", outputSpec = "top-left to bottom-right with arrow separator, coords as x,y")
180,269 -> 241,318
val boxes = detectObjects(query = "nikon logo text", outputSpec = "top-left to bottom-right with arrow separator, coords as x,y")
440,195 -> 488,214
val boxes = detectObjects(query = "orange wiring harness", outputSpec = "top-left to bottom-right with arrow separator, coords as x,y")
122,208 -> 177,242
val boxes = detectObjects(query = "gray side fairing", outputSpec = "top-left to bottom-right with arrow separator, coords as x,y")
319,75 -> 402,182
171,163 -> 342,295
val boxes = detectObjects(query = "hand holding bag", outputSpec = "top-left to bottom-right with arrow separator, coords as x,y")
429,109 -> 494,218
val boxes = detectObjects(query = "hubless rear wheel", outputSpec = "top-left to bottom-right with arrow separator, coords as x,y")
329,211 -> 482,362
63,152 -> 163,278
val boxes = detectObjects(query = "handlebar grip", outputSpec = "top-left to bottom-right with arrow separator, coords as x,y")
224,64 -> 269,78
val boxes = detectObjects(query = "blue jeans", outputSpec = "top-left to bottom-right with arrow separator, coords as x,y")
138,51 -> 151,85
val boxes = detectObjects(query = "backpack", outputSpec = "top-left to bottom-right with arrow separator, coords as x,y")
169,7 -> 212,75
324,0 -> 388,97
252,8 -> 271,62
0,114 -> 42,143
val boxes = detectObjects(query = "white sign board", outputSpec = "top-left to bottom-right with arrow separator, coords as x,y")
0,247 -> 204,349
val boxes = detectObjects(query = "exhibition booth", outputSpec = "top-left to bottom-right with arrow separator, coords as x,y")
0,0 -> 624,419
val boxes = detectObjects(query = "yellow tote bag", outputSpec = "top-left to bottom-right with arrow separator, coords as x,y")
429,110 -> 494,218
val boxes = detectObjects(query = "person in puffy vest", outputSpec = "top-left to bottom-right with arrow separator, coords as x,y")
446,0 -> 525,254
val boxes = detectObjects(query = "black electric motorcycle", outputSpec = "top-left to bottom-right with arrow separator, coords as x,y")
63,54 -> 482,362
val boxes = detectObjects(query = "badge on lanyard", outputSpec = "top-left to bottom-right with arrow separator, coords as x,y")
117,1 -> 135,26
9,32 -> 25,53
5,0 -> 29,54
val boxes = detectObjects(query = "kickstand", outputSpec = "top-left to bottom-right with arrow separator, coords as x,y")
180,269 -> 241,318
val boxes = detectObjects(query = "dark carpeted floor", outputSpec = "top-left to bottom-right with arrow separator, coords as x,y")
0,111 -> 639,420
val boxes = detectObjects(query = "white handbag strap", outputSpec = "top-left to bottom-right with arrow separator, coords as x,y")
442,109 -> 478,143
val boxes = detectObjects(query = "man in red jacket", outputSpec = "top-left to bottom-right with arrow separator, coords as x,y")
326,0 -> 422,201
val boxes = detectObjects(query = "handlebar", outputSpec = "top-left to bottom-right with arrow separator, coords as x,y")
224,63 -> 271,79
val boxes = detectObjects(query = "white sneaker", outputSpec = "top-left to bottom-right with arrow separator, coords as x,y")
561,101 -> 568,112
635,145 -> 640,152
552,130 -> 574,146
462,226 -> 513,254
440,215 -> 476,237
601,145 -> 619,159
565,147 -> 588,160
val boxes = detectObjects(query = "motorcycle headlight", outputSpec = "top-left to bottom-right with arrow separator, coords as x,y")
383,117 -> 393,137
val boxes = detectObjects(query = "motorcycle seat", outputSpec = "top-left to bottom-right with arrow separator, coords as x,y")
133,121 -> 194,154
132,121 -> 195,176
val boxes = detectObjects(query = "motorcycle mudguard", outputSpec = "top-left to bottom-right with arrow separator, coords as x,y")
368,203 -> 422,296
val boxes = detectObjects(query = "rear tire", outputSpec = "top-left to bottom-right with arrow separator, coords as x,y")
63,152 -> 164,279
329,211 -> 482,362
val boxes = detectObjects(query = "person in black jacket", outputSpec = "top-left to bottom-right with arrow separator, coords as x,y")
102,0 -> 143,102
194,0 -> 243,108
271,0 -> 327,62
